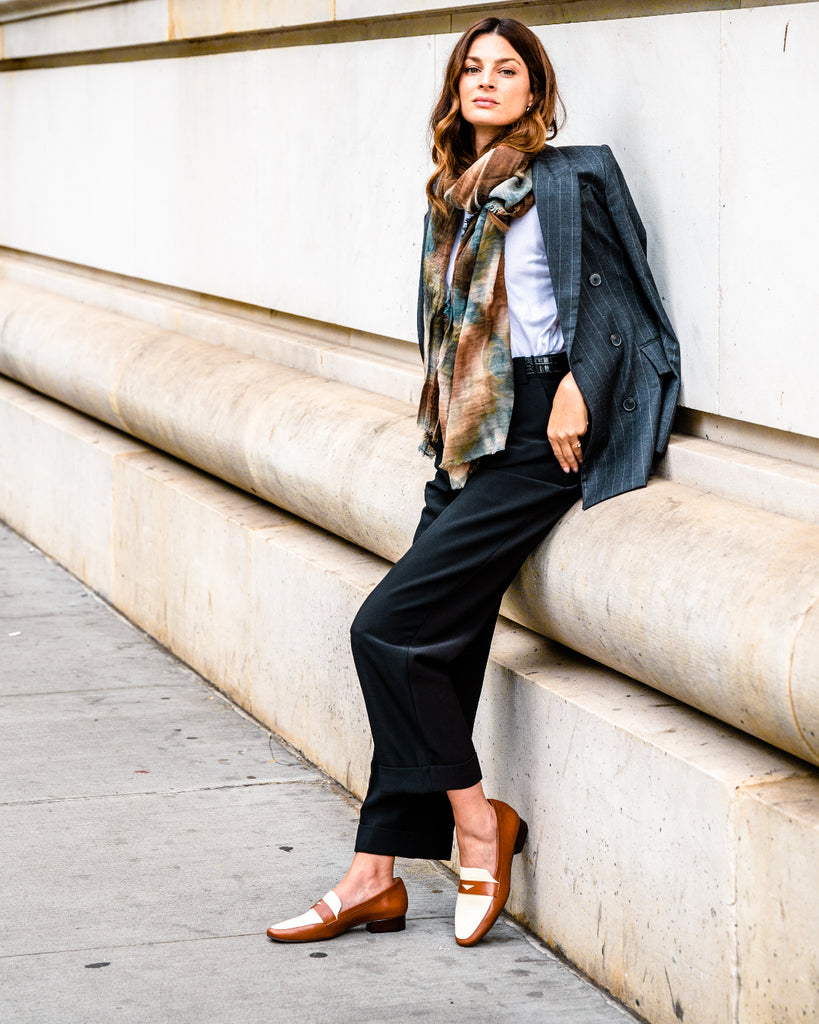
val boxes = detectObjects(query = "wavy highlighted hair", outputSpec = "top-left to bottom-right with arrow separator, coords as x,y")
426,18 -> 564,215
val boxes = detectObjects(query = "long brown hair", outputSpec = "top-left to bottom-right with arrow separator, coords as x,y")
426,18 -> 564,215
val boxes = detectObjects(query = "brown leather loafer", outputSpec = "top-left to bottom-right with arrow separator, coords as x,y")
455,799 -> 528,947
267,878 -> 408,943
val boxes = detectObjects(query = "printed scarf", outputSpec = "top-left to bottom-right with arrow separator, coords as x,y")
417,145 -> 534,488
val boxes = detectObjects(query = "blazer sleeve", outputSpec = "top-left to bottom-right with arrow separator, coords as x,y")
601,145 -> 680,452
602,145 -> 647,253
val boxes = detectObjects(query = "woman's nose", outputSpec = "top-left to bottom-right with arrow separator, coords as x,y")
478,75 -> 495,89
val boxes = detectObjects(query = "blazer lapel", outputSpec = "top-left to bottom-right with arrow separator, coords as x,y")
532,146 -> 581,354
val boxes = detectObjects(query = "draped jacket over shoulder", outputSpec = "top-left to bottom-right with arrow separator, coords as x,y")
418,144 -> 681,509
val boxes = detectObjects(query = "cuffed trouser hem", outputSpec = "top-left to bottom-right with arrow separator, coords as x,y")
354,757 -> 481,859
376,754 -> 482,795
354,824 -> 454,861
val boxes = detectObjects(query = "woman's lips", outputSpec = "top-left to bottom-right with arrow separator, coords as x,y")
472,98 -> 499,108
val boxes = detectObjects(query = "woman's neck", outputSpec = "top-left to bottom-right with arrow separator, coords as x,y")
473,127 -> 501,157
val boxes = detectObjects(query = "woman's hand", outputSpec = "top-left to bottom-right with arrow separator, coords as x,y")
547,372 -> 589,474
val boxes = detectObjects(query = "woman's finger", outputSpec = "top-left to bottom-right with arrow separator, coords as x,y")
550,437 -> 582,473
563,439 -> 582,473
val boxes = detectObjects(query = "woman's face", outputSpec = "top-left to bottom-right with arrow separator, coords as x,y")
458,33 -> 534,153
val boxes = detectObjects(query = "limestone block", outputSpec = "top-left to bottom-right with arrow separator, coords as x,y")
1,281 -> 818,768
249,520 -> 388,798
1,4 -> 818,439
337,0 -> 455,17
479,622 -> 810,1024
0,281 -> 155,434
658,435 -> 819,526
736,776 -> 819,1023
0,377 -> 145,595
0,0 -> 168,59
2,378 -> 818,1024
719,4 -> 819,438
0,280 -> 431,557
538,10 -> 721,418
506,482 -> 819,766
0,254 -> 425,406
106,326 -> 429,559
0,36 -> 434,342
168,0 -> 334,38
111,452 -> 289,707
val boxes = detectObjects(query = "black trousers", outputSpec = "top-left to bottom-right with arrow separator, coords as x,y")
351,367 -> 581,860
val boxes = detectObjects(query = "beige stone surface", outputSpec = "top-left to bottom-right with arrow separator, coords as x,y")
0,377 -> 145,595
719,4 -> 819,438
0,37 -> 434,341
1,280 -> 818,768
506,483 -> 819,764
0,0 -> 168,59
167,0 -> 334,39
535,9 -> 721,421
1,4 -> 818,438
0,281 -> 152,434
2,379 -> 819,1024
658,434 -> 819,525
4,249 -> 816,515
480,622 -> 810,1024
2,3 -> 818,437
111,452 -> 288,709
249,518 -> 388,798
0,253 -> 425,406
736,776 -> 819,1023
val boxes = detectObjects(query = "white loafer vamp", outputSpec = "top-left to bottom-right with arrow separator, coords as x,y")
455,867 -> 498,942
269,889 -> 341,932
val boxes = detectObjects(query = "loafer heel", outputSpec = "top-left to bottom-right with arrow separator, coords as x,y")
366,914 -> 406,934
514,818 -> 528,855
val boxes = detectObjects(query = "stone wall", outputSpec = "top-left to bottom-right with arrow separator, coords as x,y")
1,1 -> 819,442
1,3 -> 818,1022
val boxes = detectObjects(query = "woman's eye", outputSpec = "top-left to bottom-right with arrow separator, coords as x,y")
464,66 -> 480,74
499,68 -> 516,76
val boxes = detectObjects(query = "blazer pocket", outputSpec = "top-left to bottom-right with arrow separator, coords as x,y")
639,336 -> 673,377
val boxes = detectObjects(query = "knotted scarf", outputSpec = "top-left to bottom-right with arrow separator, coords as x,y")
417,145 -> 534,488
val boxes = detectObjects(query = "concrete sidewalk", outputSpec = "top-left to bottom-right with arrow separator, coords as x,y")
0,521 -> 638,1024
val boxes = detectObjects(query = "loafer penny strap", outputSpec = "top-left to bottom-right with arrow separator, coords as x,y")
458,879 -> 499,898
312,898 -> 339,924
312,888 -> 343,923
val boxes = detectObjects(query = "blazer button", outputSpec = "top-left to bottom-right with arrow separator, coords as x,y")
623,397 -> 637,412
589,273 -> 602,287
610,333 -> 622,347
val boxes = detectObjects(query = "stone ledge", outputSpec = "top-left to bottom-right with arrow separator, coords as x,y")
0,0 -> 806,63
1,376 -> 817,1024
2,251 -> 816,523
1,280 -> 818,767
658,433 -> 819,525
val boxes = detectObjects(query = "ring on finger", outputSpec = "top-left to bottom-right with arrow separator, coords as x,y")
571,441 -> 582,450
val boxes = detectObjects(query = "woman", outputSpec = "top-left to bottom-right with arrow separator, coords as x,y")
268,17 -> 679,947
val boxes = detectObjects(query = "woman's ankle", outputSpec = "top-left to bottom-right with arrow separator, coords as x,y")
455,798 -> 496,841
350,851 -> 395,882
453,799 -> 498,874
334,853 -> 395,908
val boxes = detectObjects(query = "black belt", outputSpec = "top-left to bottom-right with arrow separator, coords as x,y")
512,352 -> 569,382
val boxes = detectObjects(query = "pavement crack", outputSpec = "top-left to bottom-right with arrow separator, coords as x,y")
0,932 -> 269,960
0,778 -> 322,807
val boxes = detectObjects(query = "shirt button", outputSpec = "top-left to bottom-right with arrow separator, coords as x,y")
610,333 -> 622,347
623,397 -> 637,412
589,273 -> 602,287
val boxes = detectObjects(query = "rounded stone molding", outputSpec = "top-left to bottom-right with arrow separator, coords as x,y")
1,277 -> 818,765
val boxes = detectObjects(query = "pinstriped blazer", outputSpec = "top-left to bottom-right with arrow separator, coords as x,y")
418,144 -> 681,509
